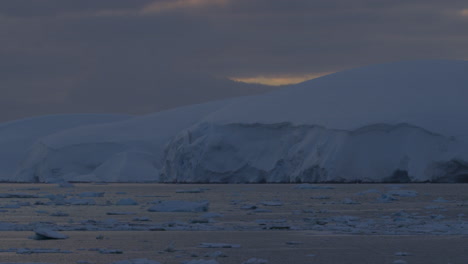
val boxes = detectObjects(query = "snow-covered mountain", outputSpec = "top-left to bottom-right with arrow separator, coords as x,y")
2,60 -> 468,183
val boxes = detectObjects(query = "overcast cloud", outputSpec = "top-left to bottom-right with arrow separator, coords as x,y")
1,0 -> 467,122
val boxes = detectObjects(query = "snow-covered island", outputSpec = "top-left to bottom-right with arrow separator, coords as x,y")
1,60 -> 468,183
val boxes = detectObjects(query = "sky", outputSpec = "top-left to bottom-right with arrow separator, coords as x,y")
1,0 -> 467,122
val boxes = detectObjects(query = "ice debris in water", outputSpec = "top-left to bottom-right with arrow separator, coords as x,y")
64,198 -> 96,205
242,258 -> 269,264
99,248 -> 123,254
260,201 -> 283,206
78,192 -> 105,197
341,198 -> 360,204
294,184 -> 334,190
377,194 -> 399,203
182,259 -> 219,264
199,243 -> 240,248
386,190 -> 418,197
16,248 -> 72,254
176,188 -> 205,193
116,198 -> 138,205
433,197 -> 449,203
0,193 -> 38,198
148,201 -> 209,212
394,252 -> 411,256
110,259 -> 161,264
204,251 -> 227,258
182,260 -> 219,264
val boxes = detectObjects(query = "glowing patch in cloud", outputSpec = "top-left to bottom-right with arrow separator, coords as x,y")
231,72 -> 334,86
461,9 -> 468,16
141,0 -> 228,14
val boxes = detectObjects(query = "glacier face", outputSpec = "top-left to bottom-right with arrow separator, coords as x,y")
2,60 -> 468,183
161,122 -> 468,183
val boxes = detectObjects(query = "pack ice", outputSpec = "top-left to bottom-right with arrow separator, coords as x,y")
2,60 -> 468,183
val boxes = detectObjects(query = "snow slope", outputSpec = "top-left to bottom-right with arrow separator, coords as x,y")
204,60 -> 468,137
0,114 -> 130,181
4,60 -> 468,182
14,100 -> 229,182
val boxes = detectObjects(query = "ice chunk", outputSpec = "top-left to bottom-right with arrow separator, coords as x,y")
33,228 -> 68,240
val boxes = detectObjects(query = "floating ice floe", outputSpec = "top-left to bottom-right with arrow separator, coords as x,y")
310,195 -> 331,200
33,228 -> 68,240
176,188 -> 205,193
240,204 -> 257,210
182,260 -> 219,264
133,216 -> 151,221
148,201 -> 209,212
57,181 -> 74,188
386,190 -> 418,197
433,197 -> 449,203
16,248 -> 72,254
341,198 -> 360,204
285,241 -> 302,245
242,258 -> 269,264
106,212 -> 136,215
255,219 -> 286,225
50,211 -> 69,217
294,184 -> 334,190
204,251 -> 227,258
260,201 -> 283,206
200,212 -> 223,219
110,259 -> 161,264
0,193 -> 38,198
0,262 -> 56,264
394,252 -> 411,256
199,243 -> 240,248
253,209 -> 272,213
356,189 -> 381,195
99,248 -> 123,254
78,192 -> 105,197
64,198 -> 96,205
377,194 -> 399,203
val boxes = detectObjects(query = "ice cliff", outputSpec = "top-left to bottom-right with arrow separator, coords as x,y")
2,60 -> 468,183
